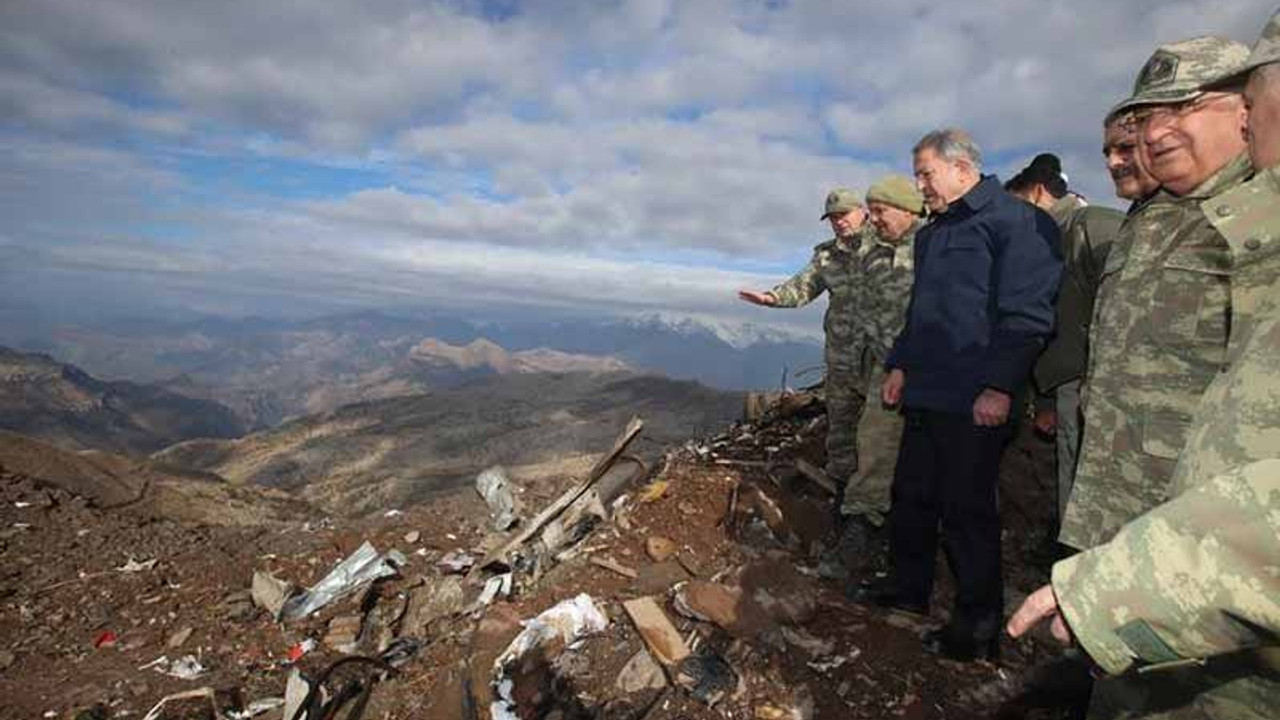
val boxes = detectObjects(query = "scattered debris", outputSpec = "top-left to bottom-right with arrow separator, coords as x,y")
794,459 -> 837,496
615,648 -> 667,693
674,649 -> 739,706
475,572 -> 513,608
92,630 -> 117,649
117,558 -> 158,573
437,550 -> 477,575
143,654 -> 207,680
672,580 -> 743,631
491,594 -> 610,720
227,697 -> 285,720
637,479 -> 670,503
403,530 -> 421,544
476,465 -> 522,531
141,687 -> 218,720
280,541 -> 405,620
644,535 -> 678,562
589,554 -> 638,579
166,626 -> 194,649
251,569 -> 294,620
287,638 -> 315,663
623,596 -> 690,666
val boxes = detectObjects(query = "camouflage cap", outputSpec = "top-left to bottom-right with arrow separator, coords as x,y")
865,175 -> 925,215
1236,9 -> 1280,77
820,187 -> 863,220
1110,36 -> 1250,116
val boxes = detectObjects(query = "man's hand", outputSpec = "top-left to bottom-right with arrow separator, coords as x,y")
882,368 -> 905,407
738,290 -> 777,306
1007,584 -> 1074,646
1034,408 -> 1058,437
973,387 -> 1012,427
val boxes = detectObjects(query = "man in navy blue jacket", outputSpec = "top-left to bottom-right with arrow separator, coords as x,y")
855,128 -> 1063,662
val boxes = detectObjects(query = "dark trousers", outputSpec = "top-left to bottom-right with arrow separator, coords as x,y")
889,407 -> 1009,622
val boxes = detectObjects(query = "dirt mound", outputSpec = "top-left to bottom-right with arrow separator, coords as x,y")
0,398 -> 1078,720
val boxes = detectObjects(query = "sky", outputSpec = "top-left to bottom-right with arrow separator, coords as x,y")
1,0 -> 1274,335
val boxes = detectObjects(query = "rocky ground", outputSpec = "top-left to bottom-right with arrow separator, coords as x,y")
0,395 -> 1085,720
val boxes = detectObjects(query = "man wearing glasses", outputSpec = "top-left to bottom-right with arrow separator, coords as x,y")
1060,36 -> 1251,560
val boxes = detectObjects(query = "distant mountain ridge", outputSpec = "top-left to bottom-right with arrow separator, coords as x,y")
155,371 -> 741,516
0,346 -> 243,456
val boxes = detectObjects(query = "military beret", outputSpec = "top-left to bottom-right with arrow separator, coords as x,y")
1110,36 -> 1250,117
820,187 -> 863,220
865,175 -> 925,215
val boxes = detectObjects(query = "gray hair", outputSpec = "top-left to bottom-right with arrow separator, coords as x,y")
913,128 -> 983,170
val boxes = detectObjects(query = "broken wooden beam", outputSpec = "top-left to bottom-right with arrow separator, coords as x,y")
794,458 -> 838,496
623,596 -> 691,666
471,417 -> 645,575
589,555 -> 638,579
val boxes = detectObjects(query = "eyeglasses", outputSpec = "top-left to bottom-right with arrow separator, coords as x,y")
1132,92 -> 1238,126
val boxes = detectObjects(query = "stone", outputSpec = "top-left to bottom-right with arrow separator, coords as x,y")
632,560 -> 690,595
166,627 -> 194,649
404,530 -> 421,544
672,581 -> 742,630
402,577 -> 466,637
251,570 -> 294,620
615,648 -> 667,693
644,536 -> 678,562
0,650 -> 14,670
324,614 -> 363,653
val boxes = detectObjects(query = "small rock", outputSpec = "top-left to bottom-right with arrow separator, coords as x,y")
677,500 -> 698,516
673,581 -> 742,630
0,650 -> 15,670
166,627 -> 193,649
404,530 -> 421,544
615,648 -> 667,693
633,560 -> 690,595
251,570 -> 294,620
324,614 -> 363,652
437,550 -> 476,575
644,536 -> 678,562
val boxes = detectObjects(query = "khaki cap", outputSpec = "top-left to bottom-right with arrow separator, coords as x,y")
1110,36 -> 1250,117
865,175 -> 925,215
820,187 -> 863,220
1235,9 -> 1280,77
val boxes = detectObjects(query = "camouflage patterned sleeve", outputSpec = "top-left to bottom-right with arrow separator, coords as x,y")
768,251 -> 827,308
1051,459 -> 1280,675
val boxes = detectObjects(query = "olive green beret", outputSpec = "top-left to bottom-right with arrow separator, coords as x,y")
865,175 -> 925,215
820,187 -> 864,220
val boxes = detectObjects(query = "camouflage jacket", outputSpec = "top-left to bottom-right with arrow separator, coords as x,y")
859,222 -> 919,363
1053,166 -> 1280,682
1032,196 -> 1124,393
1061,154 -> 1251,550
769,228 -> 876,362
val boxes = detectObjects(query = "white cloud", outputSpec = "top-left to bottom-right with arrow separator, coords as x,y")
1,0 -> 1277,329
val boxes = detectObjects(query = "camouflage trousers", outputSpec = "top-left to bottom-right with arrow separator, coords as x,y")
1087,655 -> 1280,720
825,353 -> 868,486
1055,379 -> 1082,522
840,361 -> 902,526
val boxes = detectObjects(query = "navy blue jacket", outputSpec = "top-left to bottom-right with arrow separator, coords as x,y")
886,176 -> 1063,413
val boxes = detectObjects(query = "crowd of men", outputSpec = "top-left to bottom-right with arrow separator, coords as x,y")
740,12 -> 1279,719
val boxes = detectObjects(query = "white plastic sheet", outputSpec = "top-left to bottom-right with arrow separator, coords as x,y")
490,594 -> 609,720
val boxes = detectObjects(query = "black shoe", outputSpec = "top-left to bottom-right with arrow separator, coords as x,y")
922,616 -> 1001,662
846,578 -> 928,616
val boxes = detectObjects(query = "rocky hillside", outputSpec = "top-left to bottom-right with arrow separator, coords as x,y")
0,346 -> 244,456
155,372 -> 741,516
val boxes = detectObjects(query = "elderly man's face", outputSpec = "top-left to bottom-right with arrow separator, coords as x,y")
1138,91 -> 1247,196
1103,118 -> 1159,200
829,206 -> 866,238
913,148 -> 974,213
867,201 -> 918,241
1245,66 -> 1280,171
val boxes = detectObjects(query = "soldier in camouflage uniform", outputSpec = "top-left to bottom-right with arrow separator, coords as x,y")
1005,157 -> 1124,540
834,176 -> 925,564
1060,36 -> 1252,553
739,189 -> 876,495
1010,21 -> 1280,719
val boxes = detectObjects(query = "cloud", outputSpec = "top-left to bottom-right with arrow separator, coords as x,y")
1,0 -> 1276,332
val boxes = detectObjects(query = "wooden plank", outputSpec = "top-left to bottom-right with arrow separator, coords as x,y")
471,417 -> 645,575
794,458 -> 838,496
623,596 -> 691,666
589,555 -> 638,579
